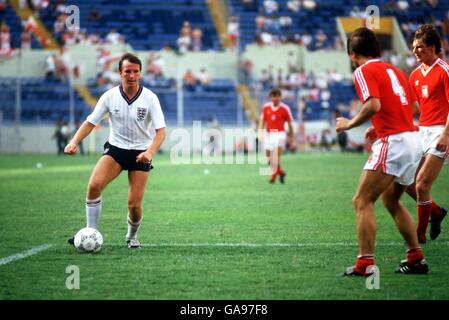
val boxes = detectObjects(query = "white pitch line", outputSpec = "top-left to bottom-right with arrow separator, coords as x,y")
106,241 -> 449,248
0,244 -> 52,266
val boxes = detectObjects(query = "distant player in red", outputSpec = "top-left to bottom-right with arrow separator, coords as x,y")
336,27 -> 428,276
258,88 -> 296,184
407,24 -> 449,244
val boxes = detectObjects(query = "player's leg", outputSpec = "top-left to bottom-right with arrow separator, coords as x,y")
277,146 -> 286,184
85,155 -> 122,229
416,154 -> 445,242
381,182 -> 429,274
405,157 -> 445,240
344,168 -> 395,276
68,155 -> 122,245
126,170 -> 149,247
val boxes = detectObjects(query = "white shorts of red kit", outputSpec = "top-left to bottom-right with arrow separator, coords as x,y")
420,125 -> 449,165
264,131 -> 287,151
364,131 -> 423,186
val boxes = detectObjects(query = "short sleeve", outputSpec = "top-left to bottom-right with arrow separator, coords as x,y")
354,66 -> 379,103
86,91 -> 109,125
149,93 -> 166,130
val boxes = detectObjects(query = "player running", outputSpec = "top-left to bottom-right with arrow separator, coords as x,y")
258,88 -> 296,184
65,53 -> 166,249
406,24 -> 449,244
336,27 -> 428,276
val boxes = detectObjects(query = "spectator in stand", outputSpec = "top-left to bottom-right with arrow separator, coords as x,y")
227,16 -> 239,49
0,24 -> 11,55
183,69 -> 198,90
287,0 -> 301,12
105,29 -> 124,45
177,21 -> 192,54
315,30 -> 328,50
197,68 -> 212,85
263,0 -> 279,14
21,28 -> 32,49
0,0 -> 8,12
303,0 -> 316,10
191,27 -> 203,52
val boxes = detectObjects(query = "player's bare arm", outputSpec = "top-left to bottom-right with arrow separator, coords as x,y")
336,97 -> 380,132
257,113 -> 265,142
136,127 -> 167,163
435,113 -> 449,152
64,121 -> 96,155
287,120 -> 296,150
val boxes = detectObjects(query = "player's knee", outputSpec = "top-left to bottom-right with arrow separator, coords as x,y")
352,194 -> 370,211
416,179 -> 431,196
87,181 -> 103,197
128,202 -> 141,215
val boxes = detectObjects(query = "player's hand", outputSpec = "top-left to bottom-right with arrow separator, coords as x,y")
435,133 -> 449,152
289,140 -> 297,152
336,117 -> 350,133
64,142 -> 78,155
136,151 -> 153,164
364,126 -> 378,142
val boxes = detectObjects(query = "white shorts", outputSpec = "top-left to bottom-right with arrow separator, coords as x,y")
364,131 -> 423,186
264,131 -> 287,151
419,125 -> 449,165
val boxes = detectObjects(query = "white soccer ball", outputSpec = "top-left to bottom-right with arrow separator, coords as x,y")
74,227 -> 103,253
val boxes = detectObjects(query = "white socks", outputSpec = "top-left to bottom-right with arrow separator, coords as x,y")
126,214 -> 142,240
86,197 -> 102,229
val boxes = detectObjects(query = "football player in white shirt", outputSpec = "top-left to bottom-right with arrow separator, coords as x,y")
65,53 -> 166,248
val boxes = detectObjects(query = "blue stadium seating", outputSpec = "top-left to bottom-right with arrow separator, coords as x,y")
38,0 -> 220,51
0,77 -> 91,123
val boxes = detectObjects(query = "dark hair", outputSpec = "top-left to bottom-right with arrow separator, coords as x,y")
347,27 -> 381,58
118,53 -> 142,72
269,88 -> 282,96
414,24 -> 442,54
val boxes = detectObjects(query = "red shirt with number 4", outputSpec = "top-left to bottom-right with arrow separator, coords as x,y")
353,59 -> 417,138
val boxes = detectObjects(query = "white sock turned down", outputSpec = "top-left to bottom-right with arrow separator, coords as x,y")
86,197 -> 102,229
126,215 -> 142,240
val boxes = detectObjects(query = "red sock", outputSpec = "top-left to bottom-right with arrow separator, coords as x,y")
277,166 -> 284,175
430,201 -> 442,220
354,255 -> 375,274
417,200 -> 432,238
407,248 -> 424,264
270,172 -> 277,182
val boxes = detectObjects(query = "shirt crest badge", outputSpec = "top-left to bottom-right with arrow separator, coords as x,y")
136,107 -> 147,121
421,85 -> 428,98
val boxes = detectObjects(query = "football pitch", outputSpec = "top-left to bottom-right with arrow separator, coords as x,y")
0,152 -> 448,300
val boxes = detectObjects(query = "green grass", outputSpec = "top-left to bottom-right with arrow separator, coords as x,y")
0,152 -> 448,300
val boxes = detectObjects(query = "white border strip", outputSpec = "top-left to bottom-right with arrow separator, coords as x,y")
107,241 -> 449,248
0,244 -> 52,266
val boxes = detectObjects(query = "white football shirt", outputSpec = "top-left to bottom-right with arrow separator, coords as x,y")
86,85 -> 166,150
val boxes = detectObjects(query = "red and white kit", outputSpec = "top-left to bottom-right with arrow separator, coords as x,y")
262,102 -> 293,151
409,57 -> 449,164
354,59 -> 422,185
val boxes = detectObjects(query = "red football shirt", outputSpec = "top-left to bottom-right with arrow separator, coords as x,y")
353,59 -> 417,138
262,102 -> 293,132
409,58 -> 449,126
